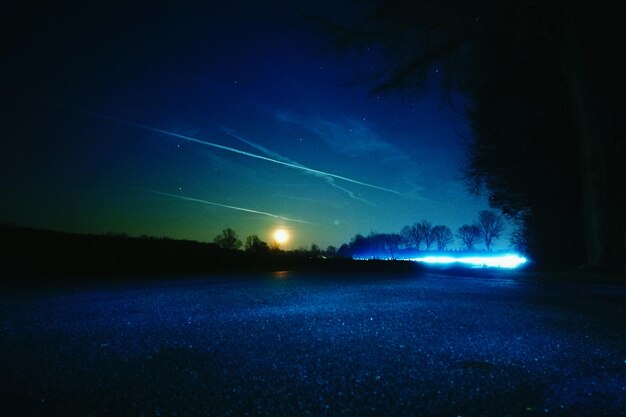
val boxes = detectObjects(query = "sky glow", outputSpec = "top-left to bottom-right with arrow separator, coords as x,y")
1,2 -> 498,250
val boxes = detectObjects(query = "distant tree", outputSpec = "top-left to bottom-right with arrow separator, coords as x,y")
475,210 -> 504,250
380,233 -> 403,259
431,225 -> 453,250
400,225 -> 412,247
213,228 -> 242,250
310,243 -> 322,258
244,234 -> 259,251
367,232 -> 384,254
400,225 -> 415,249
401,223 -> 425,250
457,224 -> 481,250
344,232 -> 407,258
416,220 -> 434,250
244,234 -> 269,254
325,245 -> 337,257
337,243 -> 350,258
270,240 -> 282,251
348,233 -> 371,257
401,220 -> 432,250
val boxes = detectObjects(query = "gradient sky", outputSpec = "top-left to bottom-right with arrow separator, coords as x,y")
1,1 -> 506,250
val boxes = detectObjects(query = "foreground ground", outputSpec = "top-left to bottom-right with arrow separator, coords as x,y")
1,269 -> 625,416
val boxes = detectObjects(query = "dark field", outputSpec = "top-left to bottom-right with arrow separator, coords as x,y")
1,270 -> 625,416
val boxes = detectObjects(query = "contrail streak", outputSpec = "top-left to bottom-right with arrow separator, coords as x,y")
62,106 -> 403,195
221,128 -> 379,206
145,189 -> 314,224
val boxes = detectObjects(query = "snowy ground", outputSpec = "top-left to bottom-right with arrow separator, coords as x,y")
1,270 -> 625,416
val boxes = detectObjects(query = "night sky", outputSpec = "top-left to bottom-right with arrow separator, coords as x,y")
1,1 -> 500,250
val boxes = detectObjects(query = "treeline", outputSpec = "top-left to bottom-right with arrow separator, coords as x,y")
210,210 -> 507,261
212,210 -> 506,261
336,210 -> 505,259
0,210 -> 505,279
0,225 -> 416,280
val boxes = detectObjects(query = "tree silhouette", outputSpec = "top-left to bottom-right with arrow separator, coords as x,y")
213,228 -> 242,250
417,220 -> 435,251
400,225 -> 416,249
337,243 -> 350,258
431,225 -> 453,251
401,220 -> 433,251
400,222 -> 428,250
314,0 -> 626,268
377,233 -> 402,259
310,243 -> 322,258
457,224 -> 481,250
347,233 -> 370,257
269,240 -> 282,252
244,234 -> 269,254
366,232 -> 384,257
475,210 -> 504,251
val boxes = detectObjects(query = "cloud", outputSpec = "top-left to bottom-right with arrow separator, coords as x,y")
274,109 -> 409,158
272,109 -> 453,206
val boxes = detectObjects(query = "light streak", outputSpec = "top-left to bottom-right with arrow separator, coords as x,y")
145,189 -> 314,224
58,105 -> 403,195
222,128 -> 378,205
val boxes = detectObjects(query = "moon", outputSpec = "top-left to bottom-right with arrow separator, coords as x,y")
273,229 -> 289,244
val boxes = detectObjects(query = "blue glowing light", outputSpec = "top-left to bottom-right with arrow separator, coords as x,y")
411,253 -> 527,269
354,252 -> 529,269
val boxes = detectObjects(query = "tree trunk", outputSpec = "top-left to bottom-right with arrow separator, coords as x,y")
558,2 -> 606,268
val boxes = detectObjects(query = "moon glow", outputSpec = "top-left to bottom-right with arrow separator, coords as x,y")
273,229 -> 289,244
